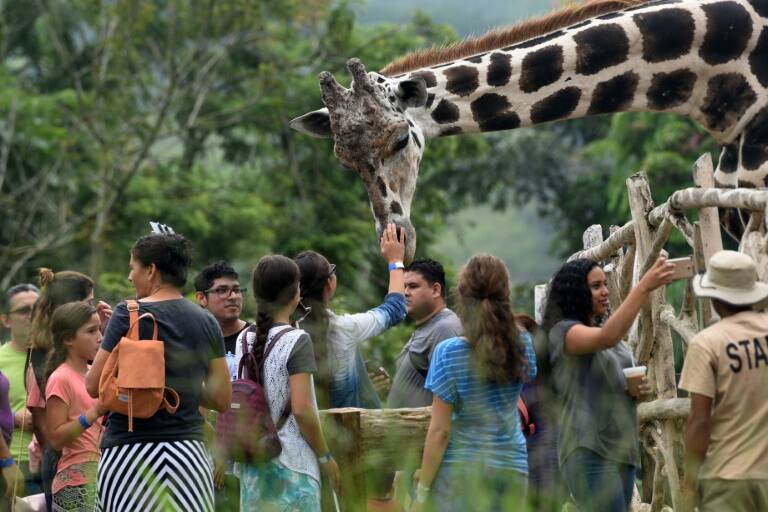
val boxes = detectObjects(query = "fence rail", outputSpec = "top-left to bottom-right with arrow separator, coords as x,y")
319,153 -> 768,512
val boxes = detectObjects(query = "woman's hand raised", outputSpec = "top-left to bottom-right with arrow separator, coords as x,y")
638,257 -> 676,293
380,223 -> 405,264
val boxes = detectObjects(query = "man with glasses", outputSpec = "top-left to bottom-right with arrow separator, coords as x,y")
194,262 -> 248,511
0,284 -> 39,493
194,261 -> 249,381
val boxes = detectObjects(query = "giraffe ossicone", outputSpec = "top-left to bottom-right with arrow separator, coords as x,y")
290,0 -> 768,261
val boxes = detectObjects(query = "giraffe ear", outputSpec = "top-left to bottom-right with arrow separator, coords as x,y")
289,108 -> 332,138
396,77 -> 428,108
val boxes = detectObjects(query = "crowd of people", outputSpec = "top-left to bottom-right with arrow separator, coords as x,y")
0,222 -> 766,512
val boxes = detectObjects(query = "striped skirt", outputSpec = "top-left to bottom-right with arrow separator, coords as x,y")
96,440 -> 214,512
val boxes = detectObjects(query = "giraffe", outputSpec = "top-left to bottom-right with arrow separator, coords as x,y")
290,0 -> 768,262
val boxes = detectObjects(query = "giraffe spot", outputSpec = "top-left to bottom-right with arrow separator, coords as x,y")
425,93 -> 436,109
530,87 -> 582,124
738,180 -> 758,188
487,52 -> 512,87
575,24 -> 630,76
377,77 -> 385,83
749,28 -> 768,88
700,2 -> 753,65
377,177 -> 388,197
633,9 -> 695,63
519,45 -> 564,93
624,0 -> 681,11
502,30 -> 565,51
411,131 -> 422,149
409,70 -> 437,88
470,93 -> 521,131
700,73 -> 756,132
431,99 -> 461,124
389,96 -> 396,103
749,0 -> 768,16
464,53 -> 486,64
587,71 -> 639,115
407,119 -> 414,127
390,201 -> 403,215
568,20 -> 592,30
647,69 -> 697,110
439,126 -> 463,137
741,107 -> 768,171
718,143 -> 739,174
443,65 -> 480,97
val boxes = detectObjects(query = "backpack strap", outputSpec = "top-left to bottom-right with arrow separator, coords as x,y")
263,327 -> 295,430
126,300 -> 141,339
517,396 -> 535,437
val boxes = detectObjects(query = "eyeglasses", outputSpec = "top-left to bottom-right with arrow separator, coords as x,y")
204,286 -> 246,298
9,306 -> 33,316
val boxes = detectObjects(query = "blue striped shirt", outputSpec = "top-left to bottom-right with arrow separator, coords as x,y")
424,332 -> 537,473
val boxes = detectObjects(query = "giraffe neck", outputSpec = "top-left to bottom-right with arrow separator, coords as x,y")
406,0 -> 767,147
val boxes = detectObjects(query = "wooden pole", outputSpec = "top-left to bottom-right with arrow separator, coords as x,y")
626,172 -> 683,510
321,409 -> 366,511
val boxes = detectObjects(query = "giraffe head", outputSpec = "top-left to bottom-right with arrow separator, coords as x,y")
290,59 -> 429,263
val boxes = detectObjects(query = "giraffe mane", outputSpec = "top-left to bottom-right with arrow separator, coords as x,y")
380,0 -> 649,76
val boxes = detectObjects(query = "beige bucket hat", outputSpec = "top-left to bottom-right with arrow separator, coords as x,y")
693,250 -> 768,306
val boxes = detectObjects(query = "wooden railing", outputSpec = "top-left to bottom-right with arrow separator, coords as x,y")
320,153 -> 768,512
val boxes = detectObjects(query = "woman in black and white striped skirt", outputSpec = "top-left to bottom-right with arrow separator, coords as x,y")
86,229 -> 232,511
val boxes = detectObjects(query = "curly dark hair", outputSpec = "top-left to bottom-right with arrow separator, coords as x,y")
541,258 -> 601,331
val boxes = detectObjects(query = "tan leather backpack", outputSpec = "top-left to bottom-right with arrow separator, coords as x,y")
99,300 -> 180,431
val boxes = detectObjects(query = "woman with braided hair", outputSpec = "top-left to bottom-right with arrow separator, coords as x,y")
235,255 -> 339,511
412,254 -> 537,512
293,222 -> 407,409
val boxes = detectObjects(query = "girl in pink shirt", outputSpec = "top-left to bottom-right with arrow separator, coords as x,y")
45,302 -> 105,512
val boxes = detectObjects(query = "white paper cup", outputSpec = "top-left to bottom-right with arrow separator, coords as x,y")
622,365 -> 647,396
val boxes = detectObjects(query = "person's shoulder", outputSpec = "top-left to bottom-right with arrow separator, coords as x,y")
434,337 -> 468,356
432,309 -> 462,330
46,364 -> 73,389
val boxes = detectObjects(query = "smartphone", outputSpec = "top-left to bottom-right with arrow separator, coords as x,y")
668,256 -> 694,281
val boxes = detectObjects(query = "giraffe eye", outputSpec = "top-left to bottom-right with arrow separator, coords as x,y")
392,133 -> 409,152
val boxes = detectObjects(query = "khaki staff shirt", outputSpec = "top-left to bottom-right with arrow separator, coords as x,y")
680,311 -> 768,480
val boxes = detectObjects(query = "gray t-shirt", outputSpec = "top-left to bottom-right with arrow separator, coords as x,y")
387,309 -> 463,408
548,320 -> 638,466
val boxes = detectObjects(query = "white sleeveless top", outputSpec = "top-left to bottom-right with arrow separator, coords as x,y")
236,325 -> 320,483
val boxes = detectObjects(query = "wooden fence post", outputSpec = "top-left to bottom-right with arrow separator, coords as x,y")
321,409 -> 365,512
626,172 -> 683,511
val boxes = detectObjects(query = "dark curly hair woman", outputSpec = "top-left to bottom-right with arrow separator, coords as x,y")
541,256 -> 674,512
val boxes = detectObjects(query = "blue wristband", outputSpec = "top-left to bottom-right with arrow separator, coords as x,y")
0,457 -> 14,469
78,414 -> 91,429
388,261 -> 404,272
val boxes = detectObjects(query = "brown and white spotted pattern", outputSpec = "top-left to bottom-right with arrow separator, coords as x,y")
291,0 -> 768,260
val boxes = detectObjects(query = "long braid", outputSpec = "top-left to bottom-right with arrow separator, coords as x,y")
250,255 -> 301,380
294,251 -> 333,409
253,306 -> 274,370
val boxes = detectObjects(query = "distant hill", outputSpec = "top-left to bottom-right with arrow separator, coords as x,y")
355,0 -> 555,37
